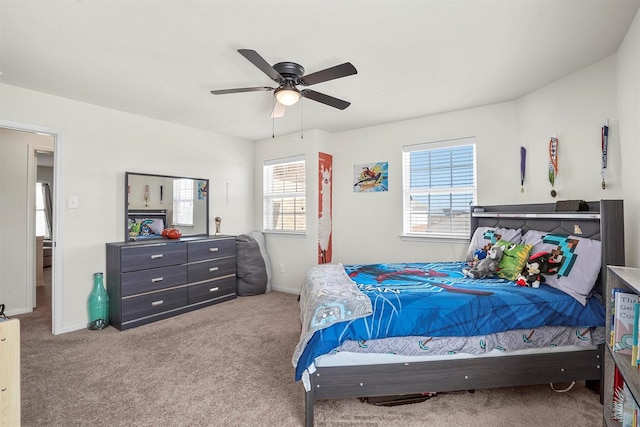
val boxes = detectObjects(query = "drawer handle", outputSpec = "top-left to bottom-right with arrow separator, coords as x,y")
150,254 -> 164,260
209,267 -> 219,272
209,287 -> 219,292
151,300 -> 164,306
1,387 -> 6,392
151,277 -> 164,283
209,247 -> 219,252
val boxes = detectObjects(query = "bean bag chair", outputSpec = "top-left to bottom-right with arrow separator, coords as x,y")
236,232 -> 272,296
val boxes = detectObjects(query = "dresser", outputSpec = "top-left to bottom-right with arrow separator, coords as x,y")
106,236 -> 236,330
0,318 -> 20,426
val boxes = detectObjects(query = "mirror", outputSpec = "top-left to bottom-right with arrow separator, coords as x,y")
125,172 -> 209,241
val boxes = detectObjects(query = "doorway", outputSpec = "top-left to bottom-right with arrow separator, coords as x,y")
0,122 -> 60,334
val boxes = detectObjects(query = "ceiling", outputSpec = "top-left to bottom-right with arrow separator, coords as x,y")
1,0 -> 638,142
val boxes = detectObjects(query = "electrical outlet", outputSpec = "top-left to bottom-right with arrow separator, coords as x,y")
279,264 -> 285,273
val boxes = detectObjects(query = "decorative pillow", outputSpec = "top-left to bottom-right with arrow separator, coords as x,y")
146,219 -> 165,235
466,227 -> 522,261
520,230 -> 602,305
495,240 -> 533,281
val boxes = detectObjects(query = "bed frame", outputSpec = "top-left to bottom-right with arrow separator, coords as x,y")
303,199 -> 625,426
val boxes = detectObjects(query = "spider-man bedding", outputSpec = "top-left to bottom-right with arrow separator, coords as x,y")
293,261 -> 605,381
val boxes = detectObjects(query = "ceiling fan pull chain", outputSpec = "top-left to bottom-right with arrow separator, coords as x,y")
272,100 -> 276,139
300,99 -> 304,140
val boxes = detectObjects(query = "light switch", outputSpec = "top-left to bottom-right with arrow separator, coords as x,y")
68,196 -> 79,209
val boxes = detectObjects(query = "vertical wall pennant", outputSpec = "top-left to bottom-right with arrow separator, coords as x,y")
548,135 -> 559,197
601,119 -> 609,189
520,146 -> 527,193
318,153 -> 333,264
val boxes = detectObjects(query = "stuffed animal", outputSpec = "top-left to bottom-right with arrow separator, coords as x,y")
515,251 -> 561,288
462,245 -> 504,279
515,259 -> 544,288
468,248 -> 487,268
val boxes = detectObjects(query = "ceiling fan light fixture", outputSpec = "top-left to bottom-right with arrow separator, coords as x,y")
275,87 -> 301,106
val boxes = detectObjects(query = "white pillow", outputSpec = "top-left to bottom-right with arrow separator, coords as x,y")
466,227 -> 522,261
520,229 -> 602,305
147,219 -> 165,235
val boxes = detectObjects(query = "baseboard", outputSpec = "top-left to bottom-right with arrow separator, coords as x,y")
270,284 -> 299,295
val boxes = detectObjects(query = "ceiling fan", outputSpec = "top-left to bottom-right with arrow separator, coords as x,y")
210,49 -> 357,117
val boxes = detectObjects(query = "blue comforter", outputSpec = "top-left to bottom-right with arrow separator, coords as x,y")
294,262 -> 605,381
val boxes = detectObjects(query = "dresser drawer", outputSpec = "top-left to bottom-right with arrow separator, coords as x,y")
121,287 -> 188,322
188,257 -> 236,283
188,276 -> 236,305
121,265 -> 187,297
188,238 -> 235,262
120,243 -> 187,273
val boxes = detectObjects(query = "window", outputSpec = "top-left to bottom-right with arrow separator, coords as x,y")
35,183 -> 51,238
263,155 -> 306,233
402,137 -> 476,239
172,179 -> 194,226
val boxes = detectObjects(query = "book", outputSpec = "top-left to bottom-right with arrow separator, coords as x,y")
613,365 -> 625,421
633,302 -> 640,366
612,288 -> 627,347
623,380 -> 640,427
613,291 -> 639,355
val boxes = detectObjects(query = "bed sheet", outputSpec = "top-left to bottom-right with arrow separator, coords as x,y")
294,262 -> 606,381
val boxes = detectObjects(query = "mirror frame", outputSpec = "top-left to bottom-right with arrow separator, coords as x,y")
125,172 -> 209,241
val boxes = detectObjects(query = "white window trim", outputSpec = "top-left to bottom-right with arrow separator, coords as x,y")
263,154 -> 307,234
402,137 -> 477,240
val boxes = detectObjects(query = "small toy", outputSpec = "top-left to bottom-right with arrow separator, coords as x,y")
515,251 -> 561,288
462,245 -> 504,279
468,248 -> 487,268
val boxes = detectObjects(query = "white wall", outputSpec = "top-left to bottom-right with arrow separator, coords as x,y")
617,9 -> 640,266
515,55 -> 620,201
258,34 -> 637,293
0,83 -> 255,332
331,102 -> 517,267
254,129 -> 332,293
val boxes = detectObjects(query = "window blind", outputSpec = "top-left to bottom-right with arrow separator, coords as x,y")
402,137 -> 476,239
263,155 -> 306,232
173,178 -> 194,226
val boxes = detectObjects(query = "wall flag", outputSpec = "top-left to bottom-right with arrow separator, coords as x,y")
520,146 -> 526,193
548,135 -> 559,198
601,119 -> 609,189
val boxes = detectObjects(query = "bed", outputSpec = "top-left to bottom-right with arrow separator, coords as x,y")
295,200 -> 625,427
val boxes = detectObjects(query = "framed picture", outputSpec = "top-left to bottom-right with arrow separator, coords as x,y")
197,180 -> 208,199
353,162 -> 388,192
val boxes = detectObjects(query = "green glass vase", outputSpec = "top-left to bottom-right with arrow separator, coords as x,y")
88,272 -> 109,330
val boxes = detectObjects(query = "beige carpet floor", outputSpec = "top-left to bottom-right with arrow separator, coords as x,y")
15,276 -> 603,426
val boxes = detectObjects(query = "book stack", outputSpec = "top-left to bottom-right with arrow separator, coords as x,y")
613,366 -> 640,427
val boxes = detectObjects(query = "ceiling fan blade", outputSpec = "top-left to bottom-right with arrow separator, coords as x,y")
301,89 -> 351,110
270,102 -> 286,118
210,86 -> 273,95
300,62 -> 357,86
238,49 -> 284,83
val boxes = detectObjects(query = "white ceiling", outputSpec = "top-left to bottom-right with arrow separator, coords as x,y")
1,0 -> 638,141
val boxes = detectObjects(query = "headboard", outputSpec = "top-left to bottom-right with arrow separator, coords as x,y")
127,209 -> 168,239
469,200 -> 625,297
